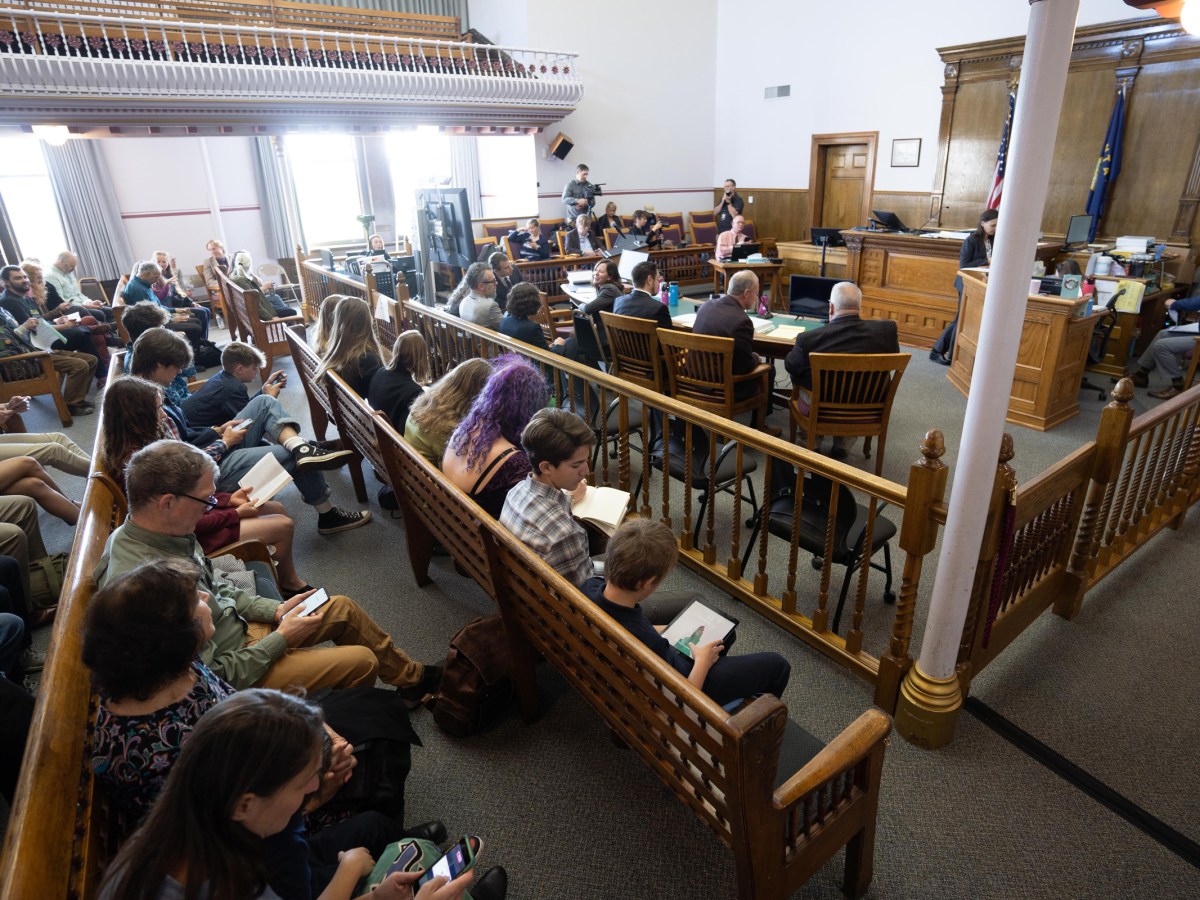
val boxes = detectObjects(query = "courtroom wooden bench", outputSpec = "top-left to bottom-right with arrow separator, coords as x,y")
217,269 -> 304,380
371,406 -> 893,899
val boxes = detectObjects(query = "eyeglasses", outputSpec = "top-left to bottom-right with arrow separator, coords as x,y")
480,277 -> 497,284
177,492 -> 219,511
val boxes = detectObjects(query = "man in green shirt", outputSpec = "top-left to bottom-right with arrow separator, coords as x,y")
96,440 -> 441,699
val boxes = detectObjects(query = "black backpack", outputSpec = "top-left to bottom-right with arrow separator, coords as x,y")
431,616 -> 514,738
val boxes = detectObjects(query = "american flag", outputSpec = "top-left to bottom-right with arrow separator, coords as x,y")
986,91 -> 1016,210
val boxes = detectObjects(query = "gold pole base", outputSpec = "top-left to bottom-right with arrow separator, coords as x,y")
893,662 -> 963,749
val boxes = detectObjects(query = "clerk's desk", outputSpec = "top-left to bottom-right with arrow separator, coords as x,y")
947,270 -> 1106,431
841,229 -> 1060,349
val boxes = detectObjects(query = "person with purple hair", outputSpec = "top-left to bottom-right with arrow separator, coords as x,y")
441,356 -> 549,519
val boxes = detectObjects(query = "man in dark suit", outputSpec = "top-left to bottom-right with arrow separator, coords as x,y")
488,251 -> 524,313
613,261 -> 672,331
692,270 -> 779,435
784,282 -> 900,456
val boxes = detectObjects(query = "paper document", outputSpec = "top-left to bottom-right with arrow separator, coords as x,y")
374,294 -> 391,321
1114,280 -> 1146,313
671,312 -> 698,327
237,452 -> 293,508
750,317 -> 776,334
28,321 -> 65,351
770,324 -> 808,341
569,484 -> 631,537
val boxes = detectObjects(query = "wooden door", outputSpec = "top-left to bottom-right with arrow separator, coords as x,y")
821,144 -> 869,228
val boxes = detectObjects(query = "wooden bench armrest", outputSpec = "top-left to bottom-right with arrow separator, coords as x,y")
265,314 -> 306,326
0,350 -> 52,365
773,708 -> 892,808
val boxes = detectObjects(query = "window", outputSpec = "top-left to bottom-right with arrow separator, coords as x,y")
0,136 -> 68,263
477,135 -> 537,220
387,129 -> 452,242
285,134 -> 362,246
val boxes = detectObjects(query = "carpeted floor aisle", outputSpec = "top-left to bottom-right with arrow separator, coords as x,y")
5,328 -> 1198,898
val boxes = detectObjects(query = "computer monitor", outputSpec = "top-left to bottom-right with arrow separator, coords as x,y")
617,249 -> 649,284
416,187 -> 475,269
1038,276 -> 1063,296
871,210 -> 908,232
788,275 -> 844,319
1065,214 -> 1093,247
811,228 -> 845,248
730,241 -> 763,262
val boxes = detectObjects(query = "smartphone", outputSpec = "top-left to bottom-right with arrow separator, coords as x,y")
384,842 -> 422,878
268,372 -> 285,385
237,418 -> 253,429
414,837 -> 476,892
293,588 -> 330,617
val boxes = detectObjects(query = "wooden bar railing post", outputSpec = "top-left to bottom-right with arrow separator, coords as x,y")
874,430 -> 947,713
1056,379 -> 1135,619
955,434 -> 1016,694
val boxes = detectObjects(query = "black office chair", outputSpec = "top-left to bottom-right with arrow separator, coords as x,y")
1081,287 -> 1124,400
740,471 -> 896,634
635,431 -> 758,545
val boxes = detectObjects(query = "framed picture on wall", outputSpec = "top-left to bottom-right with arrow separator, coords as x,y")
891,138 -> 921,167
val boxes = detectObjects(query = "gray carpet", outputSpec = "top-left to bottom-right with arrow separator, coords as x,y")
6,328 -> 1199,899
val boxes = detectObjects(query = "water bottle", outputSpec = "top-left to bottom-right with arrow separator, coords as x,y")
668,282 -> 679,308
660,280 -> 669,306
759,293 -> 770,316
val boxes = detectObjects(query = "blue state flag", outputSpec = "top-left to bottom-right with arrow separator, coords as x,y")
1084,88 -> 1126,242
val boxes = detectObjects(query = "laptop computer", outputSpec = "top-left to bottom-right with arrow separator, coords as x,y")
730,242 -> 763,262
617,249 -> 649,284
611,233 -> 649,253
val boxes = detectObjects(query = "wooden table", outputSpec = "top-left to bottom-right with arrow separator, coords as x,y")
948,270 -> 1105,431
708,260 -> 786,311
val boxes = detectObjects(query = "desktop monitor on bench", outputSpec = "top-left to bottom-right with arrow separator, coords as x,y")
788,275 -> 845,319
1065,214 -> 1093,248
811,227 -> 846,247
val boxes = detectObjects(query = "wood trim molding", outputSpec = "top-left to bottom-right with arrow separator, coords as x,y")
807,132 -> 878,237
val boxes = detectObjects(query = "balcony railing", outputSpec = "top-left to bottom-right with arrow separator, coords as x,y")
0,6 -> 583,130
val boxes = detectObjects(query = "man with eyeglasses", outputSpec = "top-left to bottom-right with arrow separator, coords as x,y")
458,262 -> 502,331
96,439 -> 443,701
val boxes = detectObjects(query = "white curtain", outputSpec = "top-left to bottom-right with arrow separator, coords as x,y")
41,140 -> 133,280
448,136 -> 482,219
253,137 -> 296,259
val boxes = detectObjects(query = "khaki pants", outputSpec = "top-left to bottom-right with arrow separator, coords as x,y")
51,350 -> 96,405
243,594 -> 423,693
0,432 -> 91,476
0,495 -> 47,602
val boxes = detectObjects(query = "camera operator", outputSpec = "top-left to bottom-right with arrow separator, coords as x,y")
715,178 -> 744,234
562,163 -> 601,221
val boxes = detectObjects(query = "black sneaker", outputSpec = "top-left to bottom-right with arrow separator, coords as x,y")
472,865 -> 508,900
67,402 -> 95,416
293,441 -> 354,471
316,507 -> 371,534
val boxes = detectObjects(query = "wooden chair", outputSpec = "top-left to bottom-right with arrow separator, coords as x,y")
657,211 -> 685,232
482,221 -> 516,239
661,225 -> 683,246
689,210 -> 715,230
539,218 -> 565,233
692,221 -> 718,245
599,312 -> 666,393
656,329 -> 771,426
195,263 -> 227,326
76,277 -> 109,306
742,219 -> 758,240
0,351 -> 73,426
555,230 -> 570,257
789,353 -> 910,476
536,293 -> 575,344
218,270 -> 304,381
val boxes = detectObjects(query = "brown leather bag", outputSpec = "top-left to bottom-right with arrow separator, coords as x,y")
431,615 -> 514,738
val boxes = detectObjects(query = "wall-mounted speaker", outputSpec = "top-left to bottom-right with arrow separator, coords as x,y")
549,132 -> 574,160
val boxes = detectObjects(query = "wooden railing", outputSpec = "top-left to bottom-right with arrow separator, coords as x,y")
390,299 -> 949,710
957,379 -> 1200,685
11,1 -> 463,40
296,247 -> 378,324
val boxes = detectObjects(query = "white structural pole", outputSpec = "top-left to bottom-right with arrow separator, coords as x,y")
895,0 -> 1080,748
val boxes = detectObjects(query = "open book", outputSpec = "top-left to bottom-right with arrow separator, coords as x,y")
28,321 -> 66,352
237,452 -> 294,508
568,484 -> 630,537
660,600 -> 739,659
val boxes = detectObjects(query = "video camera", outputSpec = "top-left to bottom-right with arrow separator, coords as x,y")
584,182 -> 605,202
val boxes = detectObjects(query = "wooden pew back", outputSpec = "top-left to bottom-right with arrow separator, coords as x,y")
217,269 -> 304,380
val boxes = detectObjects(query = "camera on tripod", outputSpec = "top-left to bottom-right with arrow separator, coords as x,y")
584,182 -> 605,202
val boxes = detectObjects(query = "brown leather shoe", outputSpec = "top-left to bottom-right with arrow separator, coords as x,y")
1148,385 -> 1182,400
1127,369 -> 1149,388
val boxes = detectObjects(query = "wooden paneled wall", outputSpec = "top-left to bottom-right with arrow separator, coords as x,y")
934,19 -> 1200,251
708,189 -> 932,243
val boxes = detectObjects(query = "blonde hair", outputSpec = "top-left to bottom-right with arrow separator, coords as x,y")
311,295 -> 347,357
316,297 -> 384,380
408,358 -> 493,447
19,259 -> 46,308
387,331 -> 431,385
